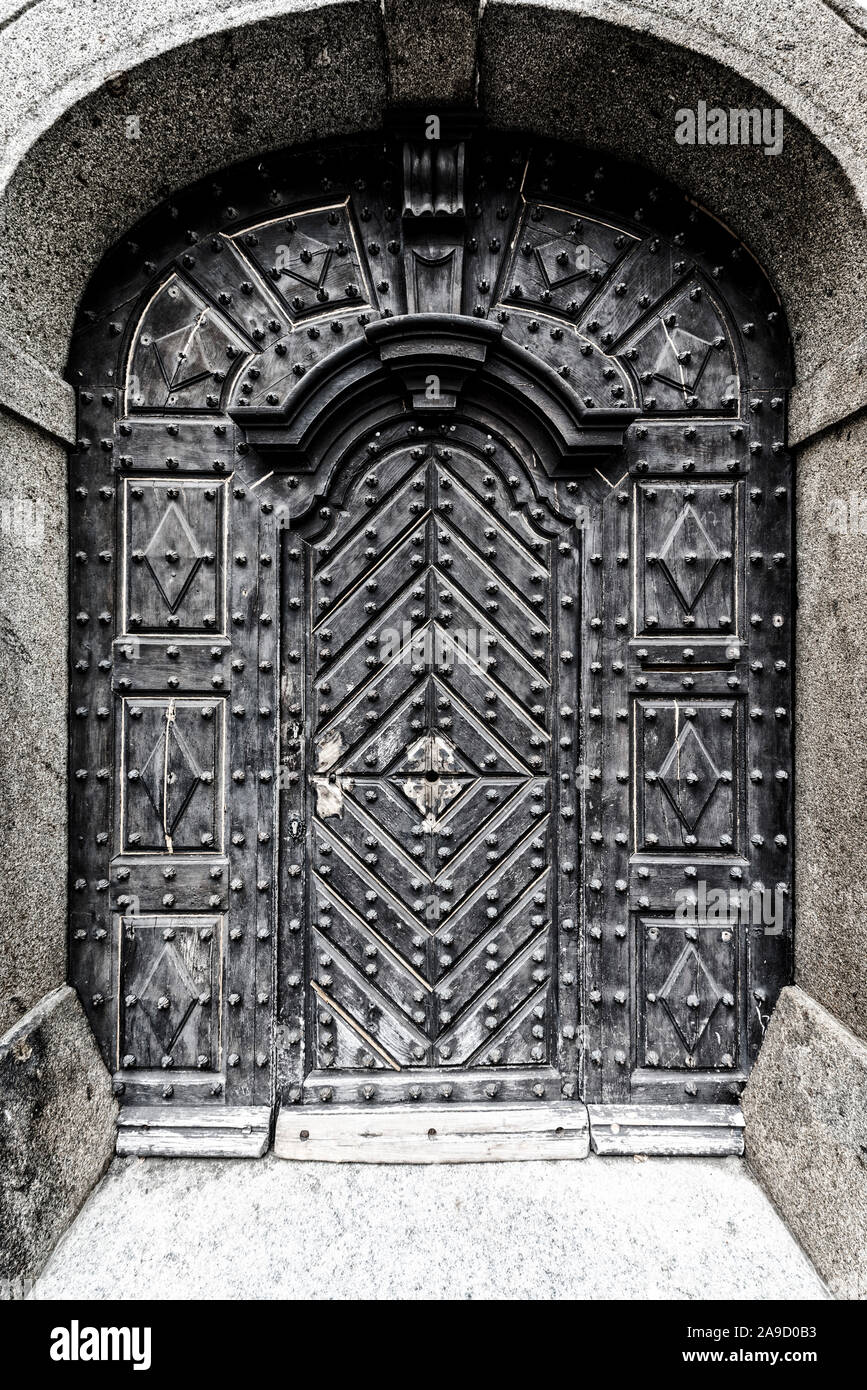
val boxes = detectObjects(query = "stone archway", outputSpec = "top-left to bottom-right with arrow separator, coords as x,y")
2,0 -> 865,1290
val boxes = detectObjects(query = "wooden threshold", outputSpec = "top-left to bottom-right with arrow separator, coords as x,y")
588,1104 -> 745,1156
274,1101 -> 590,1162
113,1101 -> 745,1161
116,1105 -> 271,1158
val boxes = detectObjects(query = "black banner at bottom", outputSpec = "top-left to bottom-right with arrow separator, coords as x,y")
0,1297 -> 858,1377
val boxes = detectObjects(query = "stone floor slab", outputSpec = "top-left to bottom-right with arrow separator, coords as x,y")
31,1153 -> 828,1301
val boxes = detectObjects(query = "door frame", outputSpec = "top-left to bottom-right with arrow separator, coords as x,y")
275,382 -> 600,1110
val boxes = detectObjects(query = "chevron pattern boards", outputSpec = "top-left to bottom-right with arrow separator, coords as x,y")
300,441 -> 579,1103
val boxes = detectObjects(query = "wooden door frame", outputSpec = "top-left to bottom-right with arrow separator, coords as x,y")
259,322 -> 628,1116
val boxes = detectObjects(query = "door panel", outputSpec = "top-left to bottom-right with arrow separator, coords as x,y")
296,441 -> 577,1103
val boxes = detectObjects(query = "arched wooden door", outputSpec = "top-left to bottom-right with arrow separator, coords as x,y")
282,428 -> 581,1108
68,124 -> 793,1156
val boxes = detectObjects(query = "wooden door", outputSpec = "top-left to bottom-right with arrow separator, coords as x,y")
67,127 -> 793,1138
280,435 -> 581,1105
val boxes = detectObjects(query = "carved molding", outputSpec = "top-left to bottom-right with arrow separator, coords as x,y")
233,313 -> 638,471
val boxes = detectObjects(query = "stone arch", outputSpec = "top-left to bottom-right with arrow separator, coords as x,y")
0,0 -> 861,414
2,2 -> 865,1295
1,1 -> 861,1048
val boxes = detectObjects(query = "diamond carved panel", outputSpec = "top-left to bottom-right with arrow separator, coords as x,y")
233,204 -> 371,324
628,285 -> 738,412
638,480 -> 737,636
500,204 -> 637,320
126,278 -> 245,411
124,479 -> 225,634
121,697 -> 224,853
638,698 -> 739,851
641,918 -> 738,1072
118,913 -> 221,1071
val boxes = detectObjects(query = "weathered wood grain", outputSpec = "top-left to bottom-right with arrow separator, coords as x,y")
116,1105 -> 270,1157
588,1104 -> 745,1155
274,1101 -> 589,1162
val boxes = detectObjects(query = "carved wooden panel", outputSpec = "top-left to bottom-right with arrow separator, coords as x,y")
123,478 -> 225,634
637,480 -> 737,636
127,279 -> 246,412
118,914 -> 221,1072
627,284 -> 738,413
68,129 -> 793,1125
637,698 -> 739,852
501,206 -> 637,322
639,917 -> 739,1072
120,697 -> 224,853
233,205 -> 373,325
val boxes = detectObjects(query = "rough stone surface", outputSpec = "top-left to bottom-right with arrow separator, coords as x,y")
383,0 -> 480,105
0,411 -> 67,1036
790,329 -> 867,446
0,335 -> 75,444
743,986 -> 867,1300
31,1150 -> 826,1299
2,1 -> 863,197
0,986 -> 117,1293
483,0 -> 867,198
823,0 -> 867,39
795,411 -> 867,1042
0,0 -> 381,186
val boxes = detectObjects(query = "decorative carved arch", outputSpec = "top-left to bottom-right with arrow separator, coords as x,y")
233,313 -> 639,496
